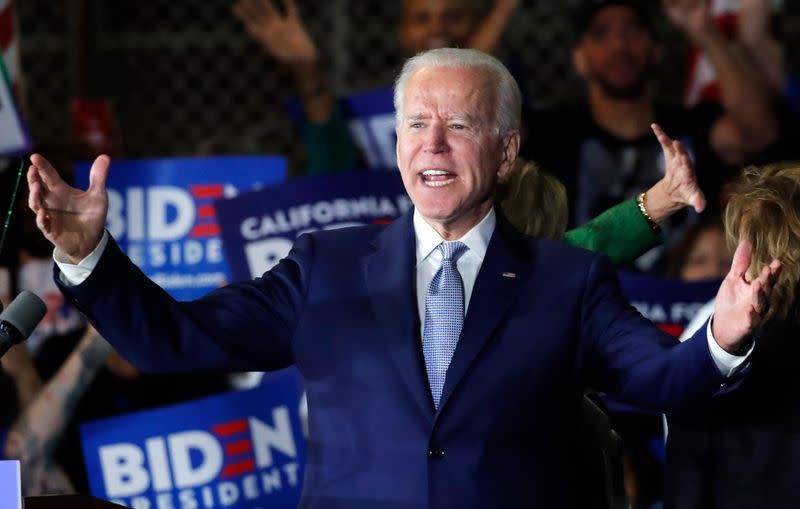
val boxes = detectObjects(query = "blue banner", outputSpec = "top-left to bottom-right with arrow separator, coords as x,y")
342,87 -> 396,170
80,370 -> 305,509
75,156 -> 286,300
619,271 -> 720,338
0,460 -> 21,509
288,87 -> 396,171
215,171 -> 410,281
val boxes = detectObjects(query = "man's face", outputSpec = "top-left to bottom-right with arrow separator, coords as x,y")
399,0 -> 476,56
574,6 -> 656,99
396,66 -> 518,237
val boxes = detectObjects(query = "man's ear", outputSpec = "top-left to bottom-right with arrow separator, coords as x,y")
497,130 -> 521,179
572,46 -> 588,78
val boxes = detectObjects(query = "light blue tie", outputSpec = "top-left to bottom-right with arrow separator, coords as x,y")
423,241 -> 469,409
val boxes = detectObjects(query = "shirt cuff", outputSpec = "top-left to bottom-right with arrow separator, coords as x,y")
706,314 -> 754,377
54,231 -> 109,286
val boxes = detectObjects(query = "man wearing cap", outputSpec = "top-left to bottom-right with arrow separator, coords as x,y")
521,0 -> 776,269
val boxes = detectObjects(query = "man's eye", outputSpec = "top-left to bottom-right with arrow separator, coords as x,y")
410,122 -> 423,128
451,124 -> 465,130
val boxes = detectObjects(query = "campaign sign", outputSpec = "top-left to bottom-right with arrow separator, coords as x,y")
287,86 -> 396,171
618,271 -> 720,338
0,56 -> 31,156
342,87 -> 396,171
0,460 -> 21,509
80,372 -> 305,509
75,156 -> 286,300
215,171 -> 410,281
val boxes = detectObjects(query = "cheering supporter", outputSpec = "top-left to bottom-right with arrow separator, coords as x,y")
3,326 -> 111,495
665,162 -> 800,508
520,0 -> 777,273
232,0 -> 520,174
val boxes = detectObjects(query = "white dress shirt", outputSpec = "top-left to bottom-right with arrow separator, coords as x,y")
57,217 -> 748,377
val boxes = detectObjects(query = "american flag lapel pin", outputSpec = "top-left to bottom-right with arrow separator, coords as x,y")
502,272 -> 517,279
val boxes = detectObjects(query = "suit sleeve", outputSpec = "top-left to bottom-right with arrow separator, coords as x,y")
581,254 -> 725,414
54,233 -> 315,374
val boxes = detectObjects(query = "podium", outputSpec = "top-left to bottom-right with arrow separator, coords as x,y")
24,496 -> 129,508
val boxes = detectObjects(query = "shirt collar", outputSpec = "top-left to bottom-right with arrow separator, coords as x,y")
414,207 -> 496,266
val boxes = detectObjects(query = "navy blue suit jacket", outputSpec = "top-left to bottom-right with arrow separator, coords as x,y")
57,210 -> 726,509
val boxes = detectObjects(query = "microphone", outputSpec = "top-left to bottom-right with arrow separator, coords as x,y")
0,291 -> 47,359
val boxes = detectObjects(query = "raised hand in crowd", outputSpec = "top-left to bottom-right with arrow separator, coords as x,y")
232,0 -> 333,123
662,0 -> 777,164
739,0 -> 785,95
0,344 -> 43,410
27,154 -> 109,265
467,0 -> 520,54
644,123 -> 706,224
4,326 -> 113,496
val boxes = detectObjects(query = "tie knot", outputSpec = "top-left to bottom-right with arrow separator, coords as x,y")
437,241 -> 468,262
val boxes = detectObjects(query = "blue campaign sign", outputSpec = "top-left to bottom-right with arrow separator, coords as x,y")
0,460 -> 21,509
342,87 -> 396,171
80,370 -> 305,509
287,86 -> 396,171
75,156 -> 286,300
618,271 -> 720,338
215,171 -> 410,281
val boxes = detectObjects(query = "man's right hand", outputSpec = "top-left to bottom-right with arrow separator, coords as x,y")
27,154 -> 109,264
232,0 -> 318,65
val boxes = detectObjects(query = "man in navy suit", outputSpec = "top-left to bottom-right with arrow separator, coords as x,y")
28,48 -> 778,508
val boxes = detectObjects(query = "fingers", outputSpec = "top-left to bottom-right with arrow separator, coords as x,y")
88,154 -> 111,195
27,166 -> 43,212
35,207 -> 50,235
651,123 -> 675,157
729,240 -> 753,281
29,153 -> 62,189
285,0 -> 299,19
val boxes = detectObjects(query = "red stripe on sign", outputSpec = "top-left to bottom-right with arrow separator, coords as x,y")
213,419 -> 248,437
221,459 -> 256,478
197,204 -> 216,219
190,223 -> 220,237
190,184 -> 223,199
225,440 -> 253,456
0,3 -> 15,49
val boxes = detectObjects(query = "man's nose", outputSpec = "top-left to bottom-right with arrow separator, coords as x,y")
424,125 -> 449,153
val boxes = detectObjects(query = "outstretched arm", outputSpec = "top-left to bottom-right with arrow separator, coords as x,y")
663,0 -> 777,163
564,124 -> 704,263
232,0 -> 333,124
4,326 -> 112,495
467,0 -> 520,54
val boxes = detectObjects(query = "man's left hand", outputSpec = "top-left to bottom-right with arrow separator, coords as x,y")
712,240 -> 781,353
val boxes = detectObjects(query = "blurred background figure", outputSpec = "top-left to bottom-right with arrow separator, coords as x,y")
666,214 -> 731,281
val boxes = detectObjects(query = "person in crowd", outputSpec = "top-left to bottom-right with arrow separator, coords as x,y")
28,48 -> 777,509
665,214 -> 731,281
3,325 -> 111,496
520,0 -> 777,271
232,0 -> 520,174
665,162 -> 800,509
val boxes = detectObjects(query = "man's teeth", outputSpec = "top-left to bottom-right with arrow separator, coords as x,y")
422,170 -> 451,176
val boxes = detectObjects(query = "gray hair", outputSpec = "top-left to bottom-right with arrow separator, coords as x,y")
393,48 -> 522,135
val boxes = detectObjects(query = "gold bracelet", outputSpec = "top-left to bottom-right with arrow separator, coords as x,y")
636,192 -> 660,232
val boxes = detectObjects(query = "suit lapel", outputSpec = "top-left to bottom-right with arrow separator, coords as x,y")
363,211 -> 433,418
436,214 -> 534,415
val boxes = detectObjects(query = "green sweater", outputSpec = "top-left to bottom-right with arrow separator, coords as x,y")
564,198 -> 661,264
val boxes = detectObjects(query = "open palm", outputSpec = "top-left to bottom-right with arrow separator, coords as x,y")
27,154 -> 109,264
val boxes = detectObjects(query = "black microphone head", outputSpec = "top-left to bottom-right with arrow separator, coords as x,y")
0,290 -> 47,340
